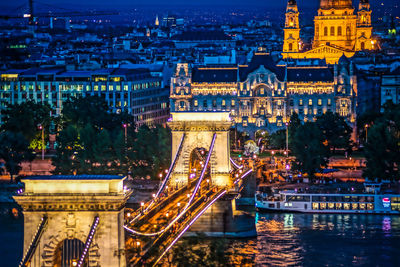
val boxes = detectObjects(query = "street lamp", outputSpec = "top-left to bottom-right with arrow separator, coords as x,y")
285,122 -> 289,157
365,124 -> 369,143
37,124 -> 45,160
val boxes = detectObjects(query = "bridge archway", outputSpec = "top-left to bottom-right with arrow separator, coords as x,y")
188,147 -> 210,181
14,176 -> 129,267
54,238 -> 87,267
168,112 -> 232,188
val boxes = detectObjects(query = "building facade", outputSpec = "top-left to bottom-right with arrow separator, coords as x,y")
0,68 -> 169,126
170,49 -> 356,134
381,67 -> 400,109
283,0 -> 376,64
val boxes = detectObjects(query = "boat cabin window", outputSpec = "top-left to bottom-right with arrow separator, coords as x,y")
392,197 -> 400,211
287,195 -> 310,202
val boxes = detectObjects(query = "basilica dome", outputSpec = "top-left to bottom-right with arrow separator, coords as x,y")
319,0 -> 353,9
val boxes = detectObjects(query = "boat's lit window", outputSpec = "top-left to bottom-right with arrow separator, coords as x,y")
343,203 -> 350,210
312,203 -> 319,210
391,197 -> 400,211
359,196 -> 366,203
328,203 -> 335,209
351,196 -> 359,202
367,203 -> 374,210
335,203 -> 342,209
367,196 -> 374,202
352,203 -> 359,210
359,203 -> 366,210
320,203 -> 326,209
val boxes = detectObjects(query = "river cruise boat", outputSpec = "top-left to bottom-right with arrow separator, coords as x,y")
255,183 -> 400,214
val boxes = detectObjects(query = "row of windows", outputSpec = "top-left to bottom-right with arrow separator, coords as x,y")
193,99 -> 235,107
321,25 -> 350,37
312,196 -> 375,203
312,202 -> 374,211
296,98 -> 332,106
0,81 -> 161,92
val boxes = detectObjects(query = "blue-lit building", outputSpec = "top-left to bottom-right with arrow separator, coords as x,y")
0,68 -> 169,126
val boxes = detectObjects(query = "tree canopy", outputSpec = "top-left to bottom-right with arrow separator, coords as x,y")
1,100 -> 52,145
0,131 -> 35,181
291,122 -> 330,179
363,102 -> 400,181
52,96 -> 171,178
316,111 -> 352,152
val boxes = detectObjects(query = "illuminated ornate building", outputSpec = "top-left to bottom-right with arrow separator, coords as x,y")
282,0 -> 376,64
170,49 -> 357,134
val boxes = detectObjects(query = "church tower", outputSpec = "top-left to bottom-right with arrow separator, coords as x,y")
283,0 -> 301,54
313,0 -> 356,50
356,0 -> 374,50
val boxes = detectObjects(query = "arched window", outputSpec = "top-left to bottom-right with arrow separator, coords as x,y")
361,42 -> 365,50
289,17 -> 294,27
330,26 -> 335,36
324,27 -> 328,36
54,239 -> 87,267
289,43 -> 293,51
337,26 -> 342,36
346,26 -> 351,39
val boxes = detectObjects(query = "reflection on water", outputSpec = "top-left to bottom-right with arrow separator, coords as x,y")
0,204 -> 23,267
2,207 -> 400,267
256,213 -> 303,266
253,213 -> 400,267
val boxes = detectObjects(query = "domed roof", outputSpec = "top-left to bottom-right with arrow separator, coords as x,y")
320,0 -> 353,9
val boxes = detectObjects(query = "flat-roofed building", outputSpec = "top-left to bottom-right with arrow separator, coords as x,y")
0,68 -> 169,126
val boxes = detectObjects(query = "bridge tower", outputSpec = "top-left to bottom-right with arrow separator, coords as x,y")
168,112 -> 232,188
14,175 -> 130,267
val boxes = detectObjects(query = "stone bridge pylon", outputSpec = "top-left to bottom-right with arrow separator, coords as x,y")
167,112 -> 232,188
14,175 -> 130,267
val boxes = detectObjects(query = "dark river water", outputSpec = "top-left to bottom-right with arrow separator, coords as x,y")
231,212 -> 400,267
1,205 -> 400,267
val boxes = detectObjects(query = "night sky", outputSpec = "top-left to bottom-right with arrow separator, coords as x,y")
1,0 -> 398,8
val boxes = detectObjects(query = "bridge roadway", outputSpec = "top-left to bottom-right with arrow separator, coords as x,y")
127,184 -> 225,266
125,158 -> 249,266
136,179 -> 211,234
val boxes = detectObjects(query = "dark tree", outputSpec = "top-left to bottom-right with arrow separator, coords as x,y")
291,122 -> 329,180
363,102 -> 400,182
170,235 -> 228,267
288,112 -> 301,150
269,129 -> 286,150
1,100 -> 52,146
316,111 -> 352,153
0,131 -> 35,181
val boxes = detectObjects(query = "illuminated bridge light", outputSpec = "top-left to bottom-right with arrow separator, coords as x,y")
129,133 -> 186,226
153,189 -> 227,266
77,216 -> 100,267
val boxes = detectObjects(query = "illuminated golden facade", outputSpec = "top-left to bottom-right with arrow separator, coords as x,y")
282,0 -> 375,64
170,50 -> 357,134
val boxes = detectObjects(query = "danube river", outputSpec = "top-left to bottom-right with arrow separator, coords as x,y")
228,213 -> 400,266
1,206 -> 400,266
